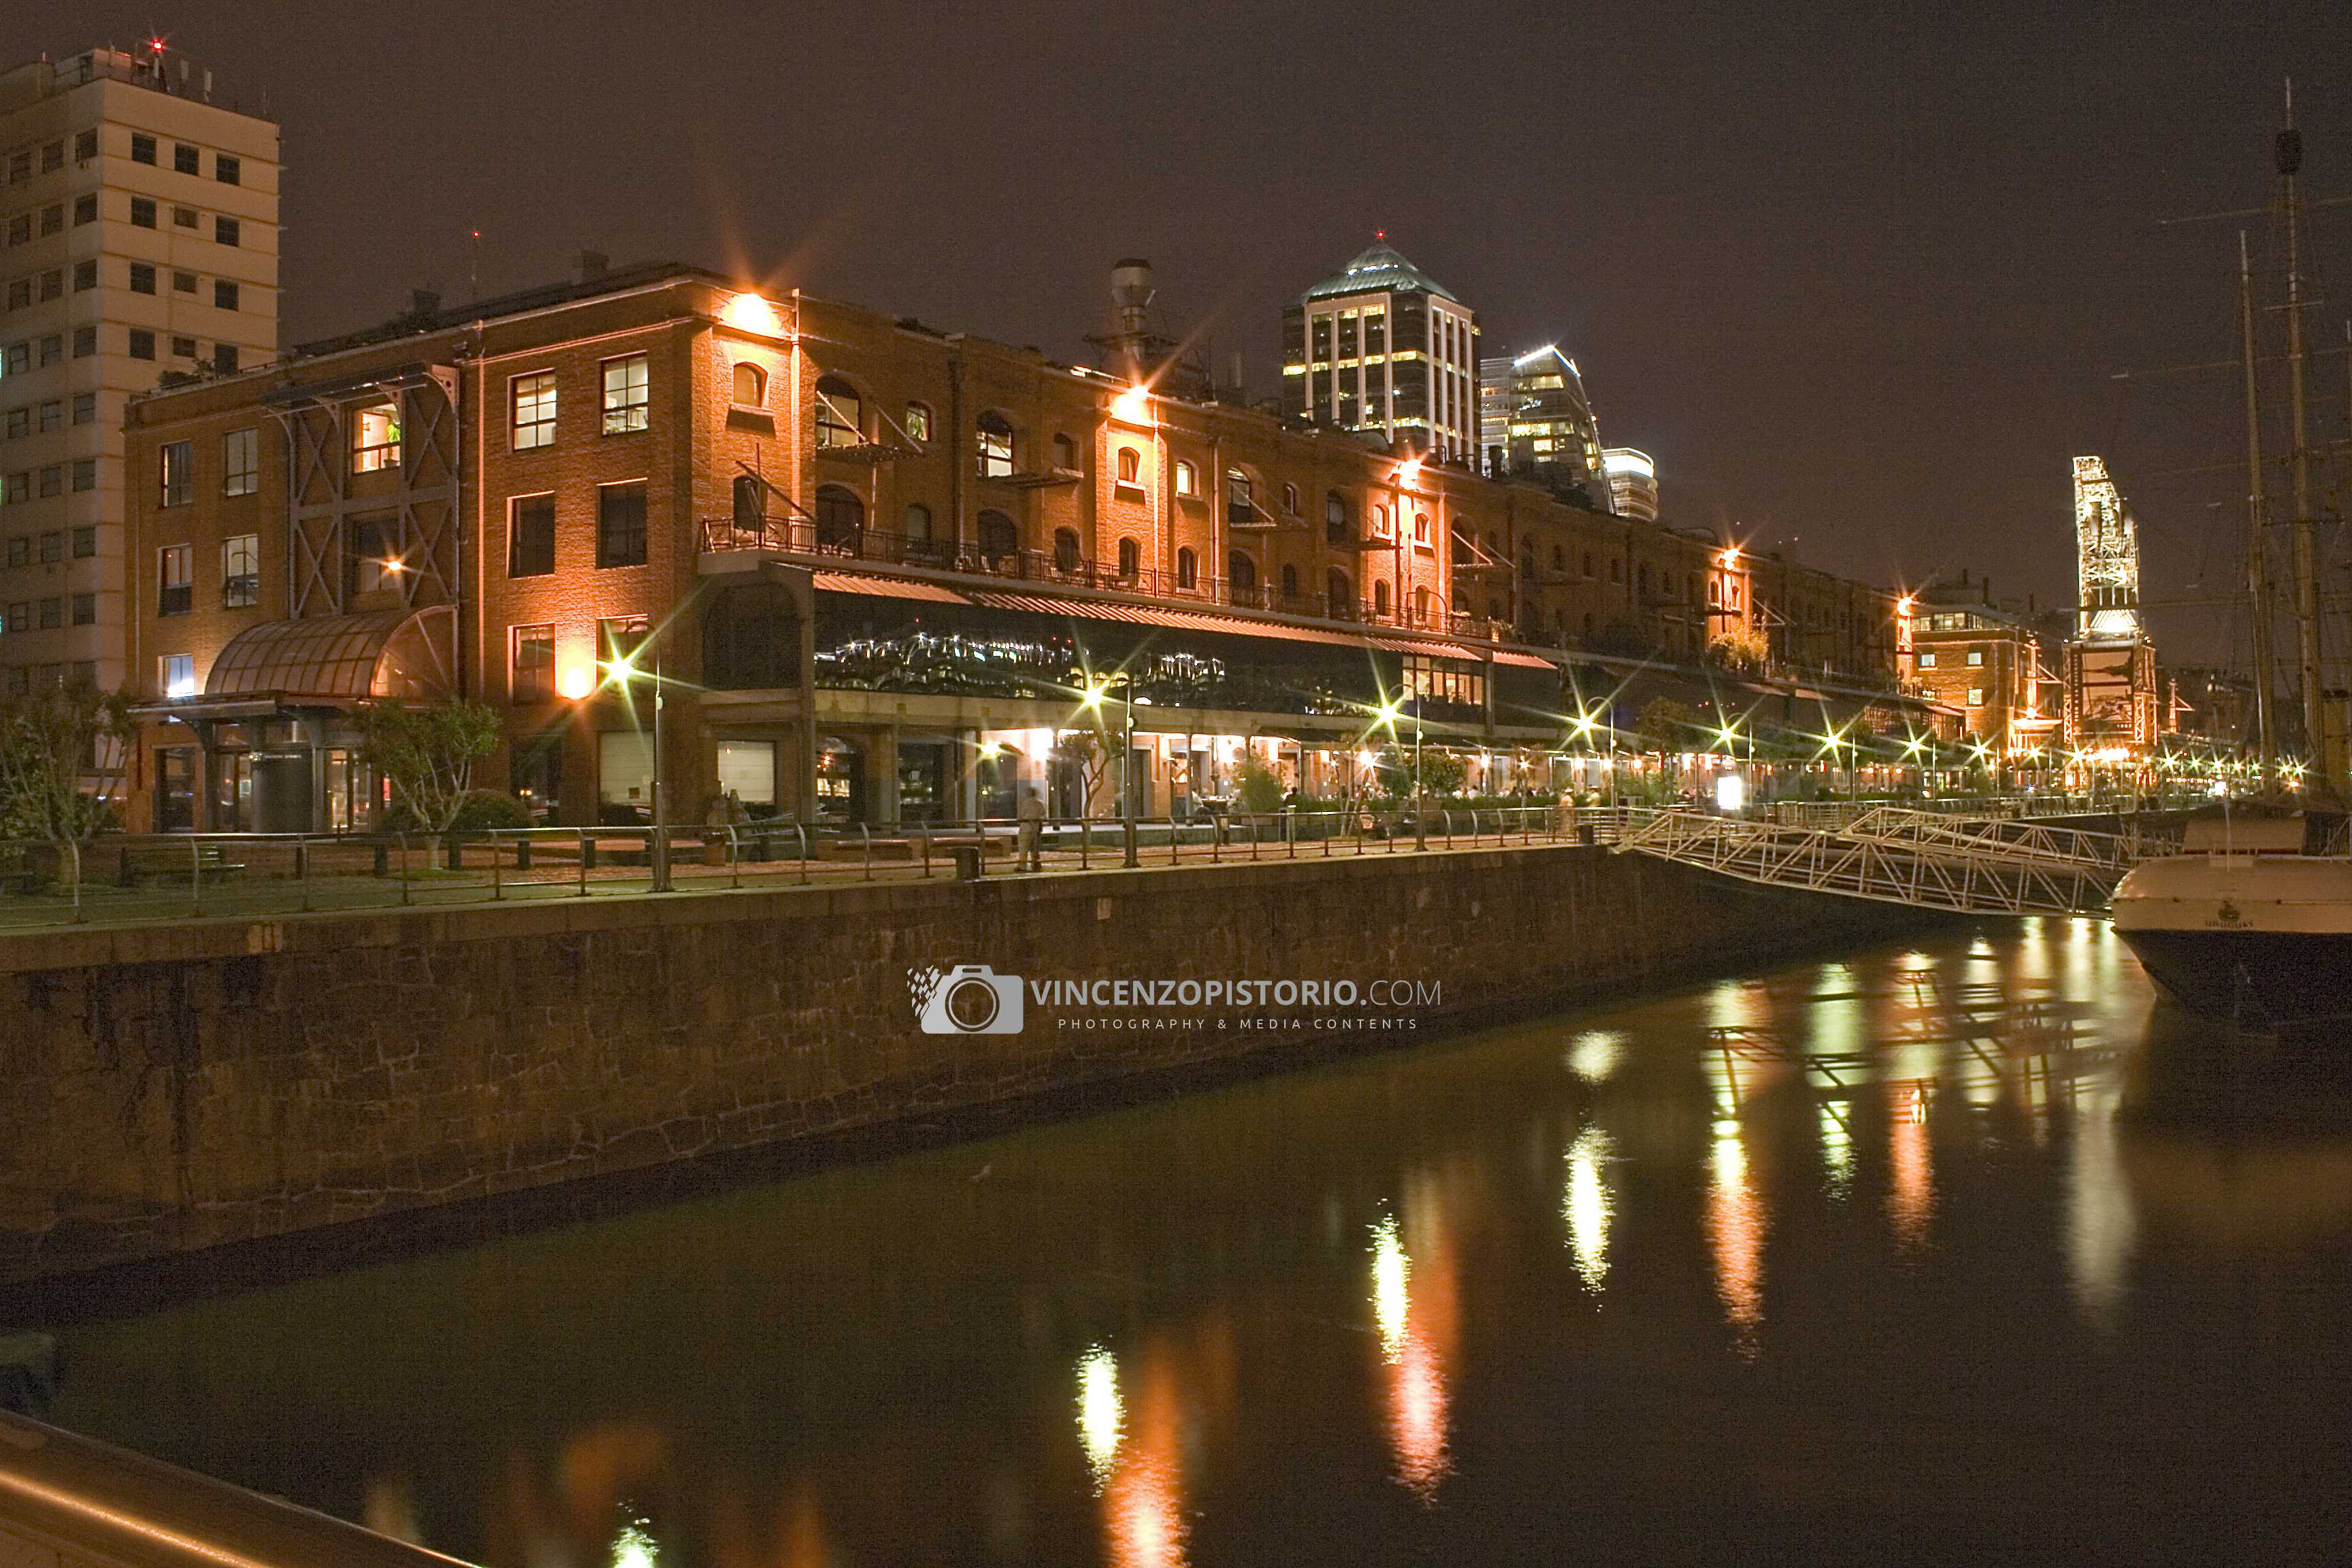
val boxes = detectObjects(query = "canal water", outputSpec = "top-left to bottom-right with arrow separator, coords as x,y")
44,920 -> 2352,1565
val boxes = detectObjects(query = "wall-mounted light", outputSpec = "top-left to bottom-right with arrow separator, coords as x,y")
556,664 -> 594,701
721,292 -> 781,336
1111,383 -> 1152,425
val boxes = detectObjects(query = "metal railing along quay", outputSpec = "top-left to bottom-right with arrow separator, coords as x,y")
0,807 -> 1593,931
0,1410 -> 470,1568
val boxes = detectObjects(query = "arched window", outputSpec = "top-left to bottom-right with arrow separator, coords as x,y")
1174,459 -> 1197,497
1228,551 -> 1258,598
1326,568 -> 1352,617
1052,432 -> 1078,472
1117,537 -> 1139,578
904,502 -> 934,553
1281,564 -> 1298,600
731,473 -> 765,533
1373,580 -> 1392,617
1176,547 -> 1198,590
1413,512 -> 1431,546
1371,503 -> 1389,539
1117,446 -> 1141,486
1225,467 -> 1253,526
903,401 -> 933,445
815,484 -> 864,551
732,361 -> 768,407
1326,490 -> 1351,544
1284,483 -> 1300,516
977,508 -> 1019,560
976,411 -> 1015,478
815,376 -> 861,448
1054,527 -> 1081,574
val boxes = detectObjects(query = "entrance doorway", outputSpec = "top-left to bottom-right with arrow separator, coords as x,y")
816,736 -> 865,825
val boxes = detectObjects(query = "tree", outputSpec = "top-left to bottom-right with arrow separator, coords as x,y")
0,685 -> 135,861
1633,698 -> 1705,757
1233,754 -> 1286,813
1371,744 -> 1466,799
356,698 -> 502,834
1705,626 -> 1770,675
1052,726 -> 1111,815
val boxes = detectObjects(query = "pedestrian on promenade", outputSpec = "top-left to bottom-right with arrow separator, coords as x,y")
1017,786 -> 1047,872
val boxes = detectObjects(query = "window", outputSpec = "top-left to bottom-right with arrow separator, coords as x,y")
601,353 -> 649,434
2,538 -> 20,566
596,482 -> 647,567
1053,527 -> 1081,574
171,336 -> 197,359
71,593 -> 93,625
1175,547 -> 1198,589
38,531 -> 59,562
130,197 -> 157,229
213,280 -> 239,311
1051,432 -> 1077,472
351,403 -> 400,472
1327,568 -> 1353,615
3,602 -> 22,632
216,154 -> 242,186
172,270 -> 196,293
1117,537 -> 1139,578
131,133 -> 157,165
598,615 -> 650,668
214,215 -> 240,247
815,375 -> 861,446
1228,551 -> 1258,598
1174,459 -> 1197,497
511,624 -> 555,704
71,527 -> 93,558
1116,446 -> 1140,487
38,400 -> 59,432
903,502 -> 933,551
1414,585 -> 1431,623
74,131 -> 96,163
159,440 -> 193,506
173,141 -> 197,174
976,411 -> 1014,478
1225,467 -> 1253,525
1918,651 -> 1937,669
221,534 -> 259,607
1374,580 -> 1392,617
5,280 -> 23,309
813,485 -> 864,551
39,270 -> 59,300
72,259 -> 95,291
1967,649 -> 1984,667
732,361 -> 766,407
71,393 -> 93,425
127,329 -> 153,361
36,466 -> 59,499
221,427 -> 259,495
161,654 -> 195,699
1967,688 -> 1984,708
37,598 -> 59,630
42,205 -> 62,235
1,474 -> 21,504
70,459 -> 93,491
42,142 -> 62,174
510,372 -> 557,449
172,207 -> 196,229
1324,491 -> 1350,544
3,410 -> 22,439
346,516 -> 400,595
129,261 -> 156,295
1413,512 -> 1431,546
977,509 -> 1019,559
158,544 -> 192,616
506,493 -> 556,576
903,402 -> 931,444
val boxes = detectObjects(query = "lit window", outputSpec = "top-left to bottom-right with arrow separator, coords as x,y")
1116,447 -> 1140,487
904,402 -> 932,444
159,441 -> 193,507
1967,649 -> 1984,667
976,411 -> 1014,478
221,534 -> 259,608
1918,651 -> 1936,668
1967,688 -> 1984,708
161,653 -> 195,700
510,372 -> 557,449
351,404 -> 401,473
732,361 -> 767,407
1174,459 -> 1196,497
815,376 -> 861,446
601,353 -> 650,435
221,427 -> 259,495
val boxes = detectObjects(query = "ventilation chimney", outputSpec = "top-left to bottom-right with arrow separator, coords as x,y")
576,249 -> 609,284
1110,258 -> 1155,338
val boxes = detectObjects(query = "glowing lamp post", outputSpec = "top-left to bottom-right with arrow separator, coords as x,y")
602,638 -> 670,892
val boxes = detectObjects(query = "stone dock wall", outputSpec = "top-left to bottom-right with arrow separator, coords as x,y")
0,847 -> 1927,1284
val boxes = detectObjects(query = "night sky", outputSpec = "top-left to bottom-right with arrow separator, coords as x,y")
14,2 -> 2349,664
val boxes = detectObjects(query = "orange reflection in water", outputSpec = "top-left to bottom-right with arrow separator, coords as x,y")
1888,1081 -> 1934,1247
1369,1186 -> 1460,1502
1100,1348 -> 1190,1568
1706,1124 -> 1767,1355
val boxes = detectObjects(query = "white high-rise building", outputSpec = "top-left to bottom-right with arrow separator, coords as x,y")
0,44 -> 279,697
1282,240 -> 1479,461
1603,447 -> 1658,523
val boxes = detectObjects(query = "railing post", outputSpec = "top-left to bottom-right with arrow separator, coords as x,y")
1080,816 -> 1092,870
798,821 -> 811,885
1169,812 -> 1180,866
651,826 -> 672,893
67,838 -> 83,924
577,830 -> 590,897
728,825 -> 742,888
860,821 -> 874,881
189,835 -> 201,918
491,831 -> 504,900
919,822 -> 933,878
399,833 -> 412,906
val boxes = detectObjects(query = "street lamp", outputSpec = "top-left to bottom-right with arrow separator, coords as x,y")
1082,676 -> 1140,868
602,636 -> 669,892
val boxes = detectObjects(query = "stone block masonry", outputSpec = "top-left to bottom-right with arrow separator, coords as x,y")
0,847 -> 1927,1285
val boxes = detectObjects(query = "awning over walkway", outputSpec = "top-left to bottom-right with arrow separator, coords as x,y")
809,571 -> 972,603
203,606 -> 455,703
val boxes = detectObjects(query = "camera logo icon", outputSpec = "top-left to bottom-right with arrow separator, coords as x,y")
911,964 -> 1026,1035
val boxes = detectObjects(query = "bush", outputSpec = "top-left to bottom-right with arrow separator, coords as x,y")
382,791 -> 534,834
1234,757 -> 1286,814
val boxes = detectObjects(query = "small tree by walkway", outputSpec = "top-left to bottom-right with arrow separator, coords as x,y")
0,684 -> 136,892
357,698 -> 502,835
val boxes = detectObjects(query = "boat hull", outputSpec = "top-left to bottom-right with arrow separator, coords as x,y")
2112,853 -> 2352,1030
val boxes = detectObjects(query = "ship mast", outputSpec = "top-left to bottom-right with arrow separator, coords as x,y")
2238,230 -> 2278,789
2277,81 -> 2330,797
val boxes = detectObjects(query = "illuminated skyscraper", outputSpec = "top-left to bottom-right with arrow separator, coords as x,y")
1283,240 -> 1478,461
1476,345 -> 1610,508
1603,448 -> 1658,523
2063,455 -> 2157,757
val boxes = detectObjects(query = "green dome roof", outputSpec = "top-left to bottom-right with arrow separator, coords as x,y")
1301,242 -> 1459,304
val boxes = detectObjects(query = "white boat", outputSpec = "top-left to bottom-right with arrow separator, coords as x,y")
2112,817 -> 2352,1028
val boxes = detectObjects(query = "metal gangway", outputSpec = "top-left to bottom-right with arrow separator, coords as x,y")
1603,806 -> 2149,917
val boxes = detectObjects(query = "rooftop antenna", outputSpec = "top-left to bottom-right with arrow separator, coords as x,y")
468,229 -> 481,301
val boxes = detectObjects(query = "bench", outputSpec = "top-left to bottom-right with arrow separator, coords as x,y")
113,841 -> 248,887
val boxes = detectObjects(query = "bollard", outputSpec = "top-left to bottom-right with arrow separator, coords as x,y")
951,844 -> 984,881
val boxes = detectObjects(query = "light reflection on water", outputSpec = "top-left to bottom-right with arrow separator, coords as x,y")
42,924 -> 2352,1565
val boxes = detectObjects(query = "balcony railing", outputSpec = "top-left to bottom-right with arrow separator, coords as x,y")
700,514 -> 1513,644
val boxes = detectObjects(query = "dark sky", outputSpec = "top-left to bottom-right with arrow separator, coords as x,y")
16,2 -> 2350,663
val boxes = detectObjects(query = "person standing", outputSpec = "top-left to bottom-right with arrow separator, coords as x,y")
1017,785 -> 1047,872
